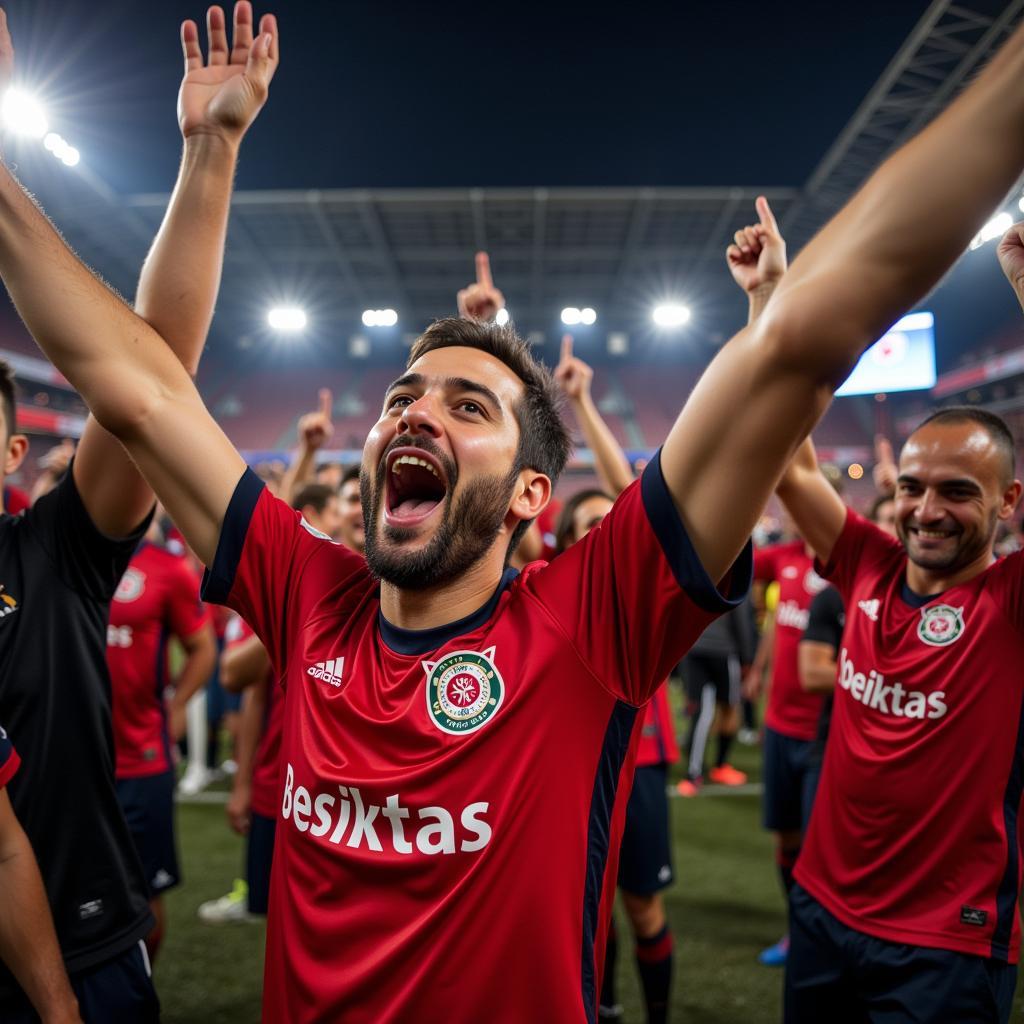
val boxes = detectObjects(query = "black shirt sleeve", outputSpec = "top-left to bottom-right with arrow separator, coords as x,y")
802,585 -> 845,654
26,462 -> 154,603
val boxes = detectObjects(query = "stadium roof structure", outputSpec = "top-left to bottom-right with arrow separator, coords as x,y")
28,0 -> 1024,357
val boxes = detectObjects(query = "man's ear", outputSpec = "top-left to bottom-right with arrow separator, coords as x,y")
4,433 -> 27,477
509,470 -> 551,527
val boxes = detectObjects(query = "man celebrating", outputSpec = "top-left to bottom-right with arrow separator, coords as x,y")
0,5 -> 277,1020
767,225 -> 1024,1019
6,7 -> 1024,1021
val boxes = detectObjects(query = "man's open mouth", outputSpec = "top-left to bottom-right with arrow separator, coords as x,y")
383,447 -> 449,528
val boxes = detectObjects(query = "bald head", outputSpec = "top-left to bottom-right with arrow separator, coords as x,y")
911,407 -> 1015,487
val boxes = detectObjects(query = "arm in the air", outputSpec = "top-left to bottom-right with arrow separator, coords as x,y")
280,389 -> 334,504
775,436 -> 848,565
71,3 -> 279,537
554,335 -> 634,497
659,24 -> 1024,583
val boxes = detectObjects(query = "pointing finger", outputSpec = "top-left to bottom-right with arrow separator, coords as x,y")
560,334 -> 573,363
875,435 -> 894,465
318,388 -> 333,419
475,251 -> 492,288
756,195 -> 778,233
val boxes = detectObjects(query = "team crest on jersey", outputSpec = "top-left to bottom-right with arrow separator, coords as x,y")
423,647 -> 504,736
114,568 -> 145,603
917,605 -> 965,647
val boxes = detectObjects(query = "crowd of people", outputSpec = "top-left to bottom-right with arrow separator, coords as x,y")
0,2 -> 1023,1023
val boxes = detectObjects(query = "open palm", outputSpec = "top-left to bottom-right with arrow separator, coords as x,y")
178,2 -> 279,142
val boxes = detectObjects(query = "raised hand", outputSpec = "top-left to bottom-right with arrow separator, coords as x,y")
553,334 -> 593,403
297,388 -> 333,452
998,220 -> 1024,297
178,2 -> 279,144
0,10 -> 13,96
872,434 -> 898,496
457,252 -> 505,322
726,196 -> 788,295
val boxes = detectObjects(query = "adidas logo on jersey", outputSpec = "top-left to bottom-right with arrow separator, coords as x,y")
857,599 -> 880,622
307,659 -> 344,687
838,648 -> 947,720
281,763 -> 492,856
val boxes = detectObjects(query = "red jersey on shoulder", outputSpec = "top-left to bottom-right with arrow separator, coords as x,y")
202,454 -> 750,1023
754,540 -> 827,740
108,542 -> 210,778
797,508 -> 1024,962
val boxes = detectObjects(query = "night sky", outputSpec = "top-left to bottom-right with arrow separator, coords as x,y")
0,0 -> 1019,371
5,0 -> 930,193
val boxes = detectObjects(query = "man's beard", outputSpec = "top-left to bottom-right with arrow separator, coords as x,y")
900,509 -> 996,574
361,444 -> 519,591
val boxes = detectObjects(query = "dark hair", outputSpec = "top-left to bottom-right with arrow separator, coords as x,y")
407,317 -> 572,551
554,487 -> 614,554
292,482 -> 337,515
914,406 -> 1016,484
0,360 -> 17,442
340,464 -> 360,488
867,493 -> 894,523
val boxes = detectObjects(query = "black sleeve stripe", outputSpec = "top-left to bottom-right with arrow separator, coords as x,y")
201,468 -> 265,605
639,448 -> 753,614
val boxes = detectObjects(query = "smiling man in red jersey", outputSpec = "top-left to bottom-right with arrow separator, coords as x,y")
767,224 -> 1024,1022
9,10 -> 1024,1022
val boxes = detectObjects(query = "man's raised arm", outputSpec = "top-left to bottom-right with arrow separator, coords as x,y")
0,8 -> 276,564
69,2 -> 279,538
660,24 -> 1024,583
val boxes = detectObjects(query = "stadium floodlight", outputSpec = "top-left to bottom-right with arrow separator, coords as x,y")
561,307 -> 582,325
580,307 -> 597,326
42,131 -> 80,168
969,212 -> 1013,251
267,307 -> 308,331
652,303 -> 691,328
495,308 -> 510,326
362,308 -> 398,327
2,89 -> 48,138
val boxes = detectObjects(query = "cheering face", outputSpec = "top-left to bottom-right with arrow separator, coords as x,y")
896,422 -> 1018,574
361,346 -> 525,590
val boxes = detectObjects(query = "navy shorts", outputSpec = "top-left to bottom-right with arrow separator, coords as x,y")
246,811 -> 277,915
116,769 -> 181,896
786,884 -> 1017,1024
617,764 -> 673,896
762,726 -> 816,833
0,940 -> 159,1023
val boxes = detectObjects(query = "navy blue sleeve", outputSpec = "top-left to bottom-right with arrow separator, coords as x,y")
640,449 -> 753,612
201,468 -> 266,605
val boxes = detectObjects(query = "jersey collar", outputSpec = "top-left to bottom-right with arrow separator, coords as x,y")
377,567 -> 519,656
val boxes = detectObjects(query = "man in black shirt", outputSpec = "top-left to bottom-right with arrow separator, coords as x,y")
0,5 -> 279,1018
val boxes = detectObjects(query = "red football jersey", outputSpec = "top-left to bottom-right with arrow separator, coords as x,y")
636,684 -> 680,767
108,542 -> 211,778
202,458 -> 749,1023
797,508 -> 1024,962
225,613 -> 284,820
754,541 -> 827,740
